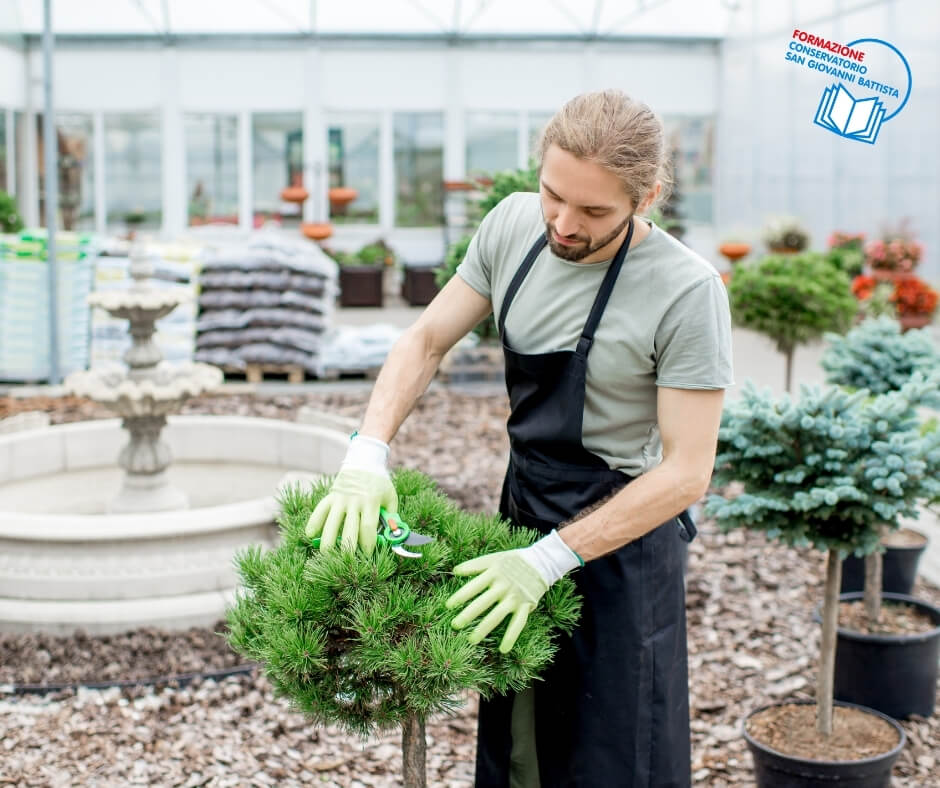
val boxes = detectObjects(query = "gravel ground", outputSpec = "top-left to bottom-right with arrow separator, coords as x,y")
1,389 -> 938,787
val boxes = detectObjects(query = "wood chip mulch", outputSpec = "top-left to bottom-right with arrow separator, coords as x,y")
1,390 -> 938,787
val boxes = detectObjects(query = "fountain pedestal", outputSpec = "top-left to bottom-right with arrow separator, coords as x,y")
66,244 -> 223,513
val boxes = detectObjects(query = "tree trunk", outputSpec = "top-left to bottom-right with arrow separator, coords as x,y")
817,549 -> 841,737
864,527 -> 885,623
784,346 -> 794,394
401,712 -> 427,788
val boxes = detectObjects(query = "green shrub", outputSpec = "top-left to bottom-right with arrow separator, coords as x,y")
226,469 -> 580,737
0,191 -> 23,234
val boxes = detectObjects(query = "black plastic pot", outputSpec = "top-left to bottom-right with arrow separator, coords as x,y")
743,700 -> 905,788
832,592 -> 940,719
840,530 -> 928,595
338,264 -> 384,307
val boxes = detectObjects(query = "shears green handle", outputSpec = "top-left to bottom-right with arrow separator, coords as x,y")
311,507 -> 431,557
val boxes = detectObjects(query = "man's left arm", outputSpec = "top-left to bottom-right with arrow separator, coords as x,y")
558,386 -> 725,561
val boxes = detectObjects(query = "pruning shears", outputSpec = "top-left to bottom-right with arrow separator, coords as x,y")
377,507 -> 434,558
310,506 -> 434,558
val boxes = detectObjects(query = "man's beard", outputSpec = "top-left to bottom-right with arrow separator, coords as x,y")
545,212 -> 634,262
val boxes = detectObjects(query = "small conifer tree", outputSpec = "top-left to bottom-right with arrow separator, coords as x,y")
821,315 -> 940,395
726,252 -> 857,392
226,469 -> 580,788
705,374 -> 940,736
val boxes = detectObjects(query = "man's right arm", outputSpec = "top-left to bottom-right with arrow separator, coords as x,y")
358,274 -> 493,444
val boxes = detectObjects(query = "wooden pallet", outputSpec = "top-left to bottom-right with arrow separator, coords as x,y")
315,365 -> 382,381
224,364 -> 306,383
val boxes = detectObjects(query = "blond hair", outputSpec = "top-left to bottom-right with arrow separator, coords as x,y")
537,89 -> 673,212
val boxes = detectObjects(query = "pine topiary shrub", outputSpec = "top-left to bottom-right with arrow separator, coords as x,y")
226,469 -> 580,788
705,372 -> 940,736
821,315 -> 940,395
726,251 -> 858,392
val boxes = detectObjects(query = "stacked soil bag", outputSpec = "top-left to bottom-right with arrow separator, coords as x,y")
194,235 -> 338,375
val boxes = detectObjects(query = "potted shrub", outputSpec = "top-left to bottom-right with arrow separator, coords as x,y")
328,241 -> 395,307
726,252 -> 857,392
864,223 -> 923,282
703,377 -> 940,784
761,215 -> 810,254
890,275 -> 937,331
436,163 -> 539,342
850,274 -> 897,322
821,317 -> 939,595
225,470 -> 580,788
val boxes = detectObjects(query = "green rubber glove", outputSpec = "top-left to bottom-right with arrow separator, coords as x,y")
445,530 -> 582,653
304,434 -> 398,555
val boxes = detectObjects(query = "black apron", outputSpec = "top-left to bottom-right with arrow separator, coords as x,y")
475,221 -> 694,788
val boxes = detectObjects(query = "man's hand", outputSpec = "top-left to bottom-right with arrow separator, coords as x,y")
445,530 -> 582,653
305,434 -> 398,555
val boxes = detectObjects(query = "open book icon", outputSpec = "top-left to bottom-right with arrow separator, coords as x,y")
814,82 -> 886,144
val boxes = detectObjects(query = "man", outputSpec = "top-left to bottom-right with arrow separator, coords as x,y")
306,89 -> 734,787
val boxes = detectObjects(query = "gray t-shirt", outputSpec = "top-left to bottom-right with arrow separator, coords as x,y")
456,192 -> 734,475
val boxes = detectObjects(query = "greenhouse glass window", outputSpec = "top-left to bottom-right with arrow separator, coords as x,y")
327,114 -> 380,225
527,112 -> 553,160
252,112 -> 303,228
37,113 -> 95,231
185,113 -> 238,227
466,112 -> 517,178
662,115 -> 715,224
394,112 -> 443,228
104,113 -> 162,231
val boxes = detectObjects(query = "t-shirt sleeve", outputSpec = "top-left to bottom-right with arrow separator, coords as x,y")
654,274 -> 735,390
454,194 -> 514,301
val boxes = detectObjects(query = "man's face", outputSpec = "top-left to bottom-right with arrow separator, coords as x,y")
539,144 -> 635,262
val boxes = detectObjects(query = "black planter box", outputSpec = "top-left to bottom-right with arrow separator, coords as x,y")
339,265 -> 384,307
401,265 -> 440,306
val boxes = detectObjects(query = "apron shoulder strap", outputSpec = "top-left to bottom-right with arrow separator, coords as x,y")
497,234 -> 548,338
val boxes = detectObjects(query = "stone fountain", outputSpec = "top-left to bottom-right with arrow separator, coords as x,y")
66,245 -> 223,512
0,244 -> 349,634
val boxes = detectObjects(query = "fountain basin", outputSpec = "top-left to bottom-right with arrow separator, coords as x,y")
0,415 -> 348,634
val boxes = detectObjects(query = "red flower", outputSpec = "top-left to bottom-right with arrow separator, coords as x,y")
890,276 -> 938,316
851,274 -> 876,300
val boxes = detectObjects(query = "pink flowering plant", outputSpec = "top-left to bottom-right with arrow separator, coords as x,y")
864,225 -> 923,273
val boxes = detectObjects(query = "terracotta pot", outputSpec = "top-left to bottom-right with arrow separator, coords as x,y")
898,313 -> 932,332
328,187 -> 358,208
301,222 -> 333,241
719,242 -> 751,262
281,185 -> 309,204
768,245 -> 802,255
443,180 -> 475,192
870,269 -> 914,283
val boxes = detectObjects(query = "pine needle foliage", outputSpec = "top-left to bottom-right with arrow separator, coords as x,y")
705,372 -> 940,557
821,315 -> 940,394
226,469 -> 581,738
